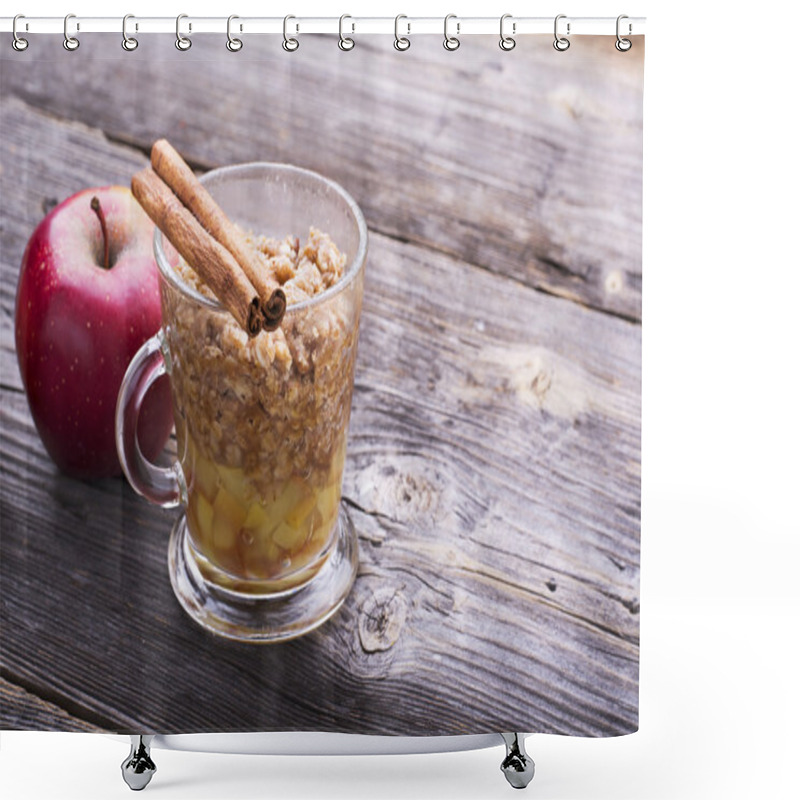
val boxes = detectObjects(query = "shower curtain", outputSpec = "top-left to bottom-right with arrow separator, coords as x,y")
0,23 -> 643,740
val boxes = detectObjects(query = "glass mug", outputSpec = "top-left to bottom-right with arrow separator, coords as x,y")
116,163 -> 367,642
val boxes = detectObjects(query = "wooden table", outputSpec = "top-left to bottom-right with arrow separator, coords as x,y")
1,35 -> 642,736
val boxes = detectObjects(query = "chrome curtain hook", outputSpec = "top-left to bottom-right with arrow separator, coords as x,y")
338,14 -> 355,51
227,15 -> 243,51
122,14 -> 138,51
553,14 -> 570,51
283,15 -> 299,51
394,14 -> 410,51
175,14 -> 192,51
443,14 -> 460,51
615,14 -> 632,52
63,13 -> 79,51
499,14 -> 516,51
12,14 -> 29,52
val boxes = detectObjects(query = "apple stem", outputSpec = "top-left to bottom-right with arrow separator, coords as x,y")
90,196 -> 110,270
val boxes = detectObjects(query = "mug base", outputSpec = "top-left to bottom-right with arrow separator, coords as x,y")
168,504 -> 358,643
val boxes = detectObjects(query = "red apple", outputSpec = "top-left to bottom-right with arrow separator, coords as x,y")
15,185 -> 173,479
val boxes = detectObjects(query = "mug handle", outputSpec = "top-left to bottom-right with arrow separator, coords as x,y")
115,330 -> 185,508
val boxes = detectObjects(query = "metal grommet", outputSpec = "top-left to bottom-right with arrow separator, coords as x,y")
443,14 -> 460,51
12,14 -> 29,52
615,14 -> 632,52
227,15 -> 243,51
553,14 -> 570,51
63,13 -> 79,51
175,14 -> 192,51
394,14 -> 410,51
499,13 -> 516,51
122,14 -> 138,51
338,14 -> 355,51
283,15 -> 299,52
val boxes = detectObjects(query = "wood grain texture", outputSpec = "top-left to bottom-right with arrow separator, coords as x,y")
1,34 -> 643,321
0,40 -> 641,738
0,675 -> 102,732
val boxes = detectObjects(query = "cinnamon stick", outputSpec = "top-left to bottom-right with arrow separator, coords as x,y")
151,138 -> 286,331
131,168 -> 262,337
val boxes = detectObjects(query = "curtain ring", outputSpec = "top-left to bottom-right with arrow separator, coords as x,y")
553,14 -> 570,51
175,14 -> 192,51
443,14 -> 460,51
499,14 -> 515,51
227,15 -> 243,51
394,14 -> 410,51
63,13 -> 79,51
283,15 -> 299,51
12,14 -> 29,52
615,14 -> 632,52
339,15 -> 355,51
122,14 -> 138,51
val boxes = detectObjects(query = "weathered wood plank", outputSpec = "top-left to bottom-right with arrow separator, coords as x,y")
1,95 -> 639,735
1,382 -> 638,736
1,34 -> 644,321
0,675 -> 103,732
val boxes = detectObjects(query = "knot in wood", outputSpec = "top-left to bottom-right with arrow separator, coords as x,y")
358,588 -> 407,654
394,473 -> 436,516
530,368 -> 553,403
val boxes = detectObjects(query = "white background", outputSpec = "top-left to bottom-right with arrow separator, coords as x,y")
2,0 -> 799,798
